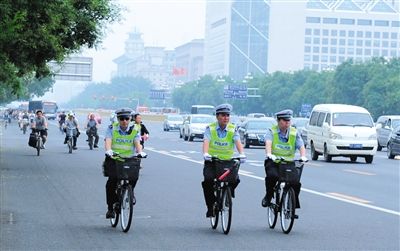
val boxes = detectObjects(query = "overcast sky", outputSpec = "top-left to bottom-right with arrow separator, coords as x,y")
85,0 -> 206,82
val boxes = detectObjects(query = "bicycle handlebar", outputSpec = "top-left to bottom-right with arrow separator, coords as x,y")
110,151 -> 147,159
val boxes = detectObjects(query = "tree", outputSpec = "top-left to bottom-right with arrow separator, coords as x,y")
0,0 -> 120,103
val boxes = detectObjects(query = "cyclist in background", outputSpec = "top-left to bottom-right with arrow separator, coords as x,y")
202,104 -> 246,218
262,109 -> 308,208
31,110 -> 48,149
58,111 -> 67,132
103,108 -> 146,219
63,112 -> 80,150
86,113 -> 99,148
133,113 -> 149,149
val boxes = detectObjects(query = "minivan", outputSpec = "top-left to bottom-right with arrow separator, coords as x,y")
306,104 -> 377,163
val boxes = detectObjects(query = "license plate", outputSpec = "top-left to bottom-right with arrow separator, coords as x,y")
349,144 -> 362,149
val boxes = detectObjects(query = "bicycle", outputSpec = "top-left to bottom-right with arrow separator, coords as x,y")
109,153 -> 147,233
21,118 -> 29,134
266,157 -> 305,234
208,156 -> 242,235
65,128 -> 75,153
32,129 -> 43,156
86,127 -> 97,150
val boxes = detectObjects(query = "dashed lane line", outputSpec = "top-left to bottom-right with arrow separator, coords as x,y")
145,147 -> 400,217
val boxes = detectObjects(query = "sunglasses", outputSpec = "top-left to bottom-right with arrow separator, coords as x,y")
218,113 -> 230,117
118,116 -> 131,121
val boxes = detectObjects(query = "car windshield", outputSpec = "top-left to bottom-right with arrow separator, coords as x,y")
168,115 -> 183,121
247,120 -> 274,130
192,116 -> 214,123
392,119 -> 400,128
293,119 -> 307,127
333,113 -> 374,127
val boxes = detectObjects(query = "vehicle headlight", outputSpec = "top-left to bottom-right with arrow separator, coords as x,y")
329,132 -> 342,139
247,133 -> 257,138
368,134 -> 377,140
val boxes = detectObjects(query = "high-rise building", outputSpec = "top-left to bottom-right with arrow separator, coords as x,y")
174,39 -> 204,83
204,0 -> 400,79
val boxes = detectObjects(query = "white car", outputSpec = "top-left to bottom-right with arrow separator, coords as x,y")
182,114 -> 215,141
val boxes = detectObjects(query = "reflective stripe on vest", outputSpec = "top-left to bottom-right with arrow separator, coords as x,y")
271,125 -> 296,160
208,122 -> 235,160
111,125 -> 138,158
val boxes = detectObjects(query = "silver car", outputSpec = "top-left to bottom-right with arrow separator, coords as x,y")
376,115 -> 400,151
163,114 -> 183,131
182,114 -> 215,141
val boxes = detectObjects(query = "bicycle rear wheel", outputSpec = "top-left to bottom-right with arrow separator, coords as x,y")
110,207 -> 119,228
120,185 -> 134,232
221,187 -> 232,235
268,190 -> 279,229
280,187 -> 296,234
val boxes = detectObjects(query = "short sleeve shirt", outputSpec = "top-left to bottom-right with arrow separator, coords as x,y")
264,127 -> 304,150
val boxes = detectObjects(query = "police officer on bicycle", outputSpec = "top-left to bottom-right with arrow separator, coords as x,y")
262,109 -> 308,208
103,108 -> 146,219
202,104 -> 246,218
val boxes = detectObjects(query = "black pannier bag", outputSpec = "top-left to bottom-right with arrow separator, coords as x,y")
103,157 -> 141,180
28,133 -> 37,147
214,159 -> 239,183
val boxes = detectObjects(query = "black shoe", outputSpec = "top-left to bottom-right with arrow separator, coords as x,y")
73,146 -> 78,150
106,210 -> 115,219
262,195 -> 271,208
63,140 -> 67,144
94,145 -> 98,148
206,208 -> 214,218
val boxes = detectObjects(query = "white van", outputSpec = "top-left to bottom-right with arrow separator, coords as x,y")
306,104 -> 377,163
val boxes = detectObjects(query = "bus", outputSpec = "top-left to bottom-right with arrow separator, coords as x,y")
42,101 -> 58,120
191,105 -> 215,115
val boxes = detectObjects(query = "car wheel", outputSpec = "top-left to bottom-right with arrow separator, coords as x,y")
377,141 -> 382,151
350,156 -> 357,162
244,137 -> 250,148
387,143 -> 395,159
310,142 -> 319,161
365,155 -> 373,163
323,144 -> 332,162
179,130 -> 183,138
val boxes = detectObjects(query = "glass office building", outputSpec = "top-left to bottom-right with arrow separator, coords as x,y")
204,0 -> 399,76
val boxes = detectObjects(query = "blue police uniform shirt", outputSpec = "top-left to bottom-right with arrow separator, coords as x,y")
203,123 -> 240,142
105,124 -> 141,152
264,127 -> 304,150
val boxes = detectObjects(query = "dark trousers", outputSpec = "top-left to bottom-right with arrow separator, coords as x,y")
264,160 -> 301,208
104,156 -> 138,210
64,135 -> 77,147
202,161 -> 239,210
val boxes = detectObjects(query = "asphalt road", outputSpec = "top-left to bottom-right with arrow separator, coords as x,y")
1,119 -> 399,250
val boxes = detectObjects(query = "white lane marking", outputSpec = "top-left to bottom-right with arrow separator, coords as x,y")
249,163 -> 264,167
343,169 -> 376,176
239,170 -> 254,175
146,148 -> 400,217
327,192 -> 371,204
170,150 -> 185,154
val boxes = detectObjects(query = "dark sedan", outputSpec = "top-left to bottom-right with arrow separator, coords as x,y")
238,118 -> 275,148
387,126 -> 400,159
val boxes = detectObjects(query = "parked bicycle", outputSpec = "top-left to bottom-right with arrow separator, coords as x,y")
208,156 -> 242,235
267,157 -> 306,234
109,152 -> 147,233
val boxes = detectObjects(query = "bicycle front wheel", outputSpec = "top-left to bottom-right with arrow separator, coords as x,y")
221,187 -> 232,235
36,137 -> 41,156
268,190 -> 279,229
120,185 -> 134,232
68,138 -> 72,154
210,188 -> 219,229
280,187 -> 296,234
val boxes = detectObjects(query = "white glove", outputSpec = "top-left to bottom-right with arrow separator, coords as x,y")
203,153 -> 212,161
105,149 -> 114,157
300,156 -> 308,162
266,153 -> 277,161
137,152 -> 147,158
238,154 -> 246,163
